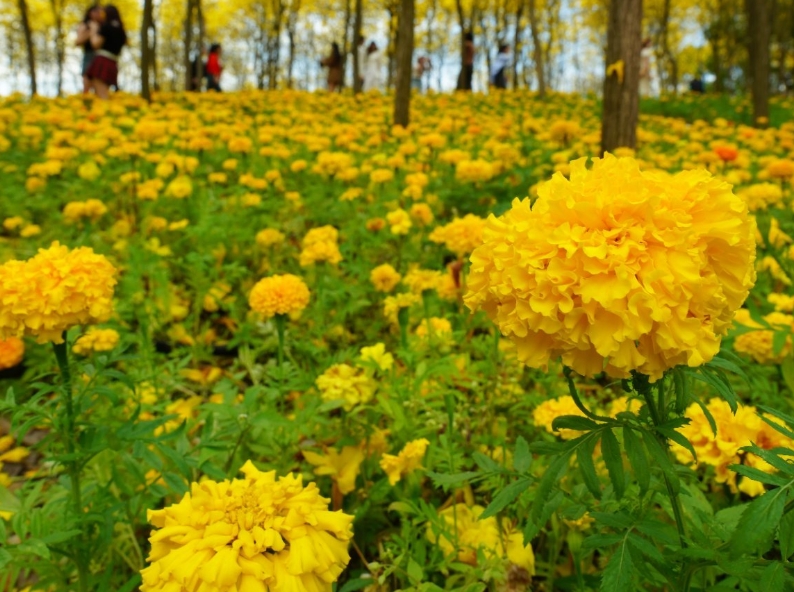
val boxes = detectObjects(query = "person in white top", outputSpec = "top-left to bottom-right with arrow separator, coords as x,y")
363,42 -> 385,92
490,43 -> 511,89
356,36 -> 367,89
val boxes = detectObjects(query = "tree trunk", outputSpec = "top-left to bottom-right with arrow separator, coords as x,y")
353,0 -> 363,93
141,0 -> 155,101
387,5 -> 396,89
512,1 -> 523,89
528,0 -> 545,96
601,0 -> 642,154
747,0 -> 771,126
184,0 -> 195,90
393,0 -> 414,126
50,0 -> 65,96
17,0 -> 36,96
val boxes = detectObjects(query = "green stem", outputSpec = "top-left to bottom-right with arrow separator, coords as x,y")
274,314 -> 286,376
563,367 -> 613,423
52,337 -> 89,592
633,372 -> 689,588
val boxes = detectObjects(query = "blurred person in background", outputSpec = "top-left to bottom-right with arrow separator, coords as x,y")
86,4 -> 127,99
321,42 -> 344,92
456,31 -> 475,91
74,5 -> 102,94
363,42 -> 385,92
490,43 -> 511,89
206,43 -> 223,92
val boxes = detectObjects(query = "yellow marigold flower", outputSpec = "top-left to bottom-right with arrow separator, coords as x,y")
256,228 -> 286,248
208,172 -> 227,184
77,160 -> 101,181
137,179 -> 163,201
455,159 -> 494,183
766,159 -> 794,179
769,218 -> 792,248
72,328 -> 120,355
20,224 -> 40,237
608,396 -> 642,417
428,214 -> 486,257
249,274 -> 310,320
303,225 -> 338,245
370,168 -> 394,184
386,208 -> 412,235
734,311 -> 794,364
415,317 -> 453,340
366,217 -> 385,232
359,342 -> 394,371
758,255 -> 790,285
316,363 -> 375,411
673,399 -> 793,497
548,120 -> 581,144
379,438 -> 429,485
140,461 -> 354,592
299,241 -> 343,267
180,366 -> 224,385
227,136 -> 253,153
0,337 -> 24,370
738,183 -> 784,211
465,155 -> 756,381
409,203 -> 434,226
168,219 -> 189,231
769,293 -> 794,312
240,193 -> 262,207
339,188 -> 363,202
290,159 -> 307,173
165,175 -> 193,199
3,216 -> 24,231
403,268 -> 442,294
370,264 -> 402,293
63,199 -> 108,224
533,396 -> 588,440
0,242 -> 117,343
303,446 -> 365,495
25,176 -> 46,193
383,292 -> 420,324
222,158 -> 238,171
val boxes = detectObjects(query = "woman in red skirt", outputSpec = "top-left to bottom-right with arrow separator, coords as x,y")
86,5 -> 127,99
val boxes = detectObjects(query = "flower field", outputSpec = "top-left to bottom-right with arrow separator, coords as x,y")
2,90 -> 794,591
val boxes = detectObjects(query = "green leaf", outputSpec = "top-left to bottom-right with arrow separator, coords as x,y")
759,562 -> 786,592
0,549 -> 11,570
693,367 -> 738,412
513,436 -> 532,473
576,433 -> 602,500
706,355 -> 749,383
18,538 -> 50,559
627,533 -> 665,564
635,519 -> 680,546
162,472 -> 188,496
426,471 -> 482,489
778,509 -> 794,560
551,415 -> 600,432
116,575 -> 142,592
781,358 -> 794,397
339,579 -> 372,592
672,367 -> 688,414
480,478 -> 532,519
729,487 -> 788,557
656,426 -> 697,464
472,451 -> 501,473
590,511 -> 633,529
600,536 -> 633,591
623,427 -> 649,497
773,329 -> 790,356
601,428 -> 625,499
640,431 -> 680,495
530,452 -> 570,525
407,558 -> 424,583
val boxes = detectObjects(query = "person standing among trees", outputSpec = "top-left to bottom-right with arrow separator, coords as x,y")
490,43 -> 511,89
363,42 -> 385,92
356,36 -> 367,90
456,31 -> 475,91
321,42 -> 344,92
206,44 -> 223,92
86,4 -> 126,99
189,46 -> 207,92
74,5 -> 101,94
639,38 -> 653,96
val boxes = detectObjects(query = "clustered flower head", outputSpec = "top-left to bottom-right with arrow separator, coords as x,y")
465,155 -> 757,381
428,214 -> 486,258
738,183 -> 784,211
733,309 -> 794,364
63,198 -> 108,223
383,292 -> 421,324
0,242 -> 117,344
426,504 -> 535,573
0,337 -> 24,370
316,363 -> 375,411
72,327 -> 120,355
379,438 -> 429,485
299,225 -> 342,267
249,274 -> 310,320
256,228 -> 285,248
672,398 -> 794,497
140,460 -> 354,592
370,264 -> 402,293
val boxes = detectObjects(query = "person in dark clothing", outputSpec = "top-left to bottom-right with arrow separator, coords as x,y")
205,44 -> 223,92
321,42 -> 344,92
689,75 -> 704,94
456,31 -> 475,91
189,47 -> 206,91
86,5 -> 127,99
74,5 -> 101,94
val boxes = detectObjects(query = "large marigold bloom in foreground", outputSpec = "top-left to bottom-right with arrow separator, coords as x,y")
249,275 -> 310,320
0,242 -> 117,344
140,460 -> 354,592
465,155 -> 756,381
